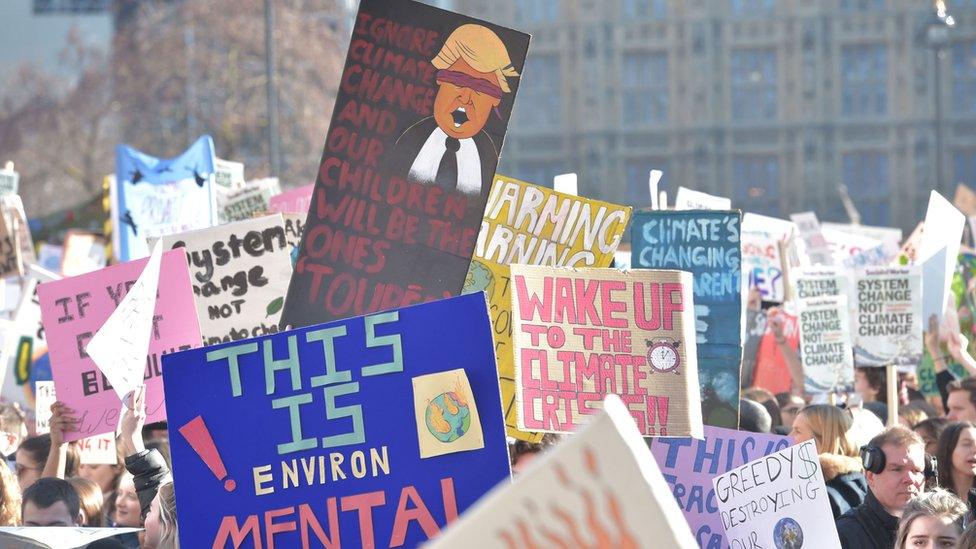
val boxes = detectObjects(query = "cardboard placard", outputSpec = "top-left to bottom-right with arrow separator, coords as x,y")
790,211 -> 832,266
113,135 -> 218,261
427,395 -> 698,548
33,381 -> 55,434
217,178 -> 281,223
792,266 -> 848,301
631,210 -> 742,428
281,0 -> 530,328
852,266 -> 923,368
464,175 -> 631,442
649,426 -> 791,549
742,234 -> 786,303
214,158 -> 245,190
712,440 -> 840,548
674,188 -> 732,211
798,295 -> 854,394
750,306 -> 801,395
85,242 -> 164,401
163,293 -> 509,548
511,265 -> 701,438
60,231 -> 108,278
2,195 -> 35,266
0,166 -> 18,196
268,183 -> 314,215
0,276 -> 52,427
36,251 -> 201,441
157,215 -> 293,346
917,191 -> 965,319
37,244 -> 64,274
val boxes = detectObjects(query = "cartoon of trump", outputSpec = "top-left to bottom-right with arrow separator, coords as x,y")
389,24 -> 519,196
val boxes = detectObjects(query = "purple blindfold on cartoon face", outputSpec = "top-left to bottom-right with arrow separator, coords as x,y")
435,70 -> 504,100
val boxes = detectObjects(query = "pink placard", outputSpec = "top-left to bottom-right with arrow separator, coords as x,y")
649,425 -> 791,548
268,183 -> 313,215
37,250 -> 201,441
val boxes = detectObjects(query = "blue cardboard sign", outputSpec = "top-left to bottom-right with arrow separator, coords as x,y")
632,211 -> 743,428
114,135 -> 217,261
162,293 -> 510,548
631,210 -> 743,348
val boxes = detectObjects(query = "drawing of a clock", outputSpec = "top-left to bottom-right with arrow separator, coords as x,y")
646,339 -> 681,374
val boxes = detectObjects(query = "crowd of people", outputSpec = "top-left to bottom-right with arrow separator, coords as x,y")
0,386 -> 176,548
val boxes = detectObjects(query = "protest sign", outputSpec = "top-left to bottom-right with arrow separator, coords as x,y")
843,239 -> 900,269
674,187 -> 732,211
0,164 -> 18,196
852,266 -> 923,368
77,433 -> 117,465
0,276 -> 52,427
0,207 -> 22,279
427,395 -> 697,548
712,439 -> 840,549
214,158 -> 245,190
113,135 -> 218,261
821,222 -> 902,248
37,244 -> 64,274
511,265 -> 702,437
34,381 -> 55,434
917,191 -> 965,319
798,295 -> 854,394
37,250 -> 201,441
631,210 -> 742,348
34,380 -> 117,464
792,266 -> 848,301
85,242 -> 164,401
0,527 -> 142,549
268,183 -> 314,215
790,211 -> 833,266
464,175 -> 631,442
649,425 -> 791,549
163,292 -> 510,548
742,234 -> 785,302
740,309 -> 766,388
281,0 -> 530,328
217,178 -> 281,223
60,231 -> 108,277
281,213 -> 303,268
2,195 -> 35,266
632,210 -> 742,427
157,215 -> 293,345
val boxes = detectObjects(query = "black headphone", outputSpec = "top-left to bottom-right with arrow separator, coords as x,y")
860,444 -> 938,480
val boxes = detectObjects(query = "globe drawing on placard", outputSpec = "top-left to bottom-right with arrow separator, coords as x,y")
425,391 -> 472,443
773,517 -> 804,549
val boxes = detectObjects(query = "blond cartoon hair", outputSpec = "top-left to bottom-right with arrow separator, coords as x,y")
432,24 -> 519,93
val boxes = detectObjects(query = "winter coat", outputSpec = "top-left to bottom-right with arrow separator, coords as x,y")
835,489 -> 899,549
821,453 -> 869,519
124,448 -> 171,520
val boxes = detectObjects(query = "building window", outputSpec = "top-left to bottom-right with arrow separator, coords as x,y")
842,152 -> 890,225
731,48 -> 777,121
513,54 -> 561,129
839,0 -> 885,10
625,160 -> 668,206
622,53 -> 668,125
622,0 -> 666,19
515,0 -> 559,24
507,161 -> 564,189
841,44 -> 887,117
729,0 -> 774,18
954,149 -> 976,191
733,155 -> 780,216
953,41 -> 976,115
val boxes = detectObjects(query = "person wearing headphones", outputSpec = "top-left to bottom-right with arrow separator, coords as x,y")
835,426 -> 929,549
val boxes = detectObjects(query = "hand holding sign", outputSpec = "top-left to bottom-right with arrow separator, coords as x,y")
85,241 -> 163,402
118,385 -> 146,456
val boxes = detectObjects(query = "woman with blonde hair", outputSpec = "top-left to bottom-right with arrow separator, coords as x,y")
790,404 -> 867,517
143,481 -> 178,549
895,489 -> 967,548
0,459 -> 20,526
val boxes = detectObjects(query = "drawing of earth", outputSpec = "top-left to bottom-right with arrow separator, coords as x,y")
425,392 -> 471,443
462,260 -> 494,297
773,517 -> 803,549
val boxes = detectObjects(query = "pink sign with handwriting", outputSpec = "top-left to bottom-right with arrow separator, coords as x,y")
37,250 -> 201,441
268,184 -> 313,215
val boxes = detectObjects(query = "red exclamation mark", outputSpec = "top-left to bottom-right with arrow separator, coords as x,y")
657,396 -> 669,437
178,415 -> 236,492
